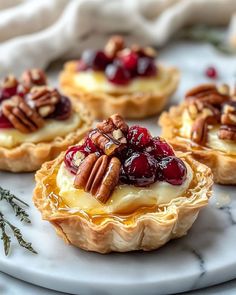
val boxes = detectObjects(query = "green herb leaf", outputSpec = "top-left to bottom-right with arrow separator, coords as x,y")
0,186 -> 30,223
0,212 -> 11,256
4,219 -> 37,255
0,186 -> 37,256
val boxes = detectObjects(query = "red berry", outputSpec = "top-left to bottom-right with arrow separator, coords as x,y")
0,112 -> 13,129
119,51 -> 138,71
105,64 -> 130,85
64,146 -> 87,174
205,66 -> 218,79
83,136 -> 101,154
49,96 -> 71,120
17,83 -> 30,97
146,137 -> 174,159
137,57 -> 157,77
120,152 -> 157,186
127,125 -> 152,149
157,156 -> 187,185
81,50 -> 111,71
64,137 -> 102,174
0,85 -> 17,102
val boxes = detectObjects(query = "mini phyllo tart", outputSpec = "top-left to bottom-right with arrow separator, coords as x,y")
160,83 -> 236,184
60,35 -> 179,119
34,114 -> 212,253
0,69 -> 92,172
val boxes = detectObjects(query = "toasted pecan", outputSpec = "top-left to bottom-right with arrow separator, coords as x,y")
218,125 -> 236,141
191,117 -> 208,145
74,153 -> 121,203
221,102 -> 236,126
28,86 -> 60,117
185,84 -> 230,106
104,35 -> 124,58
1,75 -> 18,89
21,68 -> 47,88
90,114 -> 128,155
2,95 -> 44,133
187,100 -> 220,123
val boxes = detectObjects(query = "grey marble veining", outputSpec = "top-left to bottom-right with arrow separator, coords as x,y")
0,40 -> 236,294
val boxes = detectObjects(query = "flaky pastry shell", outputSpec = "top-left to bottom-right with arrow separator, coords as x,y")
0,104 -> 92,172
59,62 -> 180,119
33,152 -> 212,253
159,103 -> 236,184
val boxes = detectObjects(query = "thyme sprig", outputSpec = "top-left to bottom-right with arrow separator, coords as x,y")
179,25 -> 236,55
0,186 -> 37,256
0,187 -> 30,223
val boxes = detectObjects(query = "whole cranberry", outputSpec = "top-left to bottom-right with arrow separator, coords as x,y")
49,96 -> 71,120
81,50 -> 111,71
105,64 -> 131,85
137,57 -> 157,77
83,136 -> 102,155
146,137 -> 174,159
0,112 -> 13,129
127,125 -> 152,149
120,152 -> 158,186
119,51 -> 138,71
64,145 -> 87,174
157,156 -> 187,185
0,84 -> 18,103
205,66 -> 218,79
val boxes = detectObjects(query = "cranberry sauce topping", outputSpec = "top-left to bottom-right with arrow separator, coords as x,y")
76,37 -> 157,85
65,122 -> 188,187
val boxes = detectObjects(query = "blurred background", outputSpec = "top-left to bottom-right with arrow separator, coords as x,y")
0,0 -> 235,74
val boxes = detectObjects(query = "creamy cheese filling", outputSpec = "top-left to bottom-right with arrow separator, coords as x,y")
56,161 -> 193,215
0,113 -> 81,148
180,109 -> 236,155
74,66 -> 172,93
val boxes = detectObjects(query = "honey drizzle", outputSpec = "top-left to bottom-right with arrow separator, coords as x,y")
44,158 -> 204,226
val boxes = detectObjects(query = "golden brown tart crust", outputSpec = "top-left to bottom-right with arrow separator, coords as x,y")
0,104 -> 92,172
33,152 -> 212,253
59,61 -> 180,119
159,103 -> 236,184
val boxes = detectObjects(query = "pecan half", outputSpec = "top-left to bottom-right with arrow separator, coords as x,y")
185,84 -> 230,106
1,75 -> 18,89
191,117 -> 208,145
21,68 -> 47,88
218,125 -> 236,141
104,35 -> 124,58
221,101 -> 236,126
130,44 -> 157,58
1,95 -> 44,133
27,86 -> 60,117
90,114 -> 128,155
74,154 -> 121,203
187,100 -> 220,124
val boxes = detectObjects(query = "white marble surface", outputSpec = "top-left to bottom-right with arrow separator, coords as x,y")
0,40 -> 236,295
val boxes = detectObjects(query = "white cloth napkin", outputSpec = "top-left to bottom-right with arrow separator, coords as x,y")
0,0 -> 235,74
